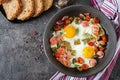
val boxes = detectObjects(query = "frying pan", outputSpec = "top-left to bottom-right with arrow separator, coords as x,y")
43,5 -> 117,77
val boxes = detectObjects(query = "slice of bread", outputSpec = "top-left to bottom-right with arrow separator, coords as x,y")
0,0 -> 9,5
43,0 -> 53,11
2,0 -> 22,20
17,0 -> 35,21
33,0 -> 43,17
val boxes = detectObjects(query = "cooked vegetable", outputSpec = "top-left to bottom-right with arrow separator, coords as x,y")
74,39 -> 81,45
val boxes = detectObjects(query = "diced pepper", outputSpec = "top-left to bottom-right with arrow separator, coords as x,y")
74,39 -> 81,45
65,19 -> 71,24
71,50 -> 76,56
77,66 -> 83,71
72,58 -> 77,64
89,19 -> 95,24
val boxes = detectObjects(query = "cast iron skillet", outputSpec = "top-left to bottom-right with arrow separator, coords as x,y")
43,5 -> 117,77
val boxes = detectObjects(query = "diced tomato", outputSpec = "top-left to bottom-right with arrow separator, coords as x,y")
50,37 -> 57,45
54,25 -> 61,31
82,21 -> 89,27
65,19 -> 71,24
81,64 -> 89,70
93,17 -> 99,23
57,47 -> 66,54
57,57 -> 63,62
56,35 -> 63,42
88,42 -> 94,46
85,16 -> 91,21
77,57 -> 85,64
102,35 -> 107,42
99,47 -> 106,51
54,52 -> 61,58
63,24 -> 68,28
63,54 -> 67,58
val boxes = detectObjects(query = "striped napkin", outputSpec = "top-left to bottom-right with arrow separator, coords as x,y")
50,0 -> 120,80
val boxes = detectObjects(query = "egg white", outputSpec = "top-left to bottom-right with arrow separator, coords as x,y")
57,21 -> 96,68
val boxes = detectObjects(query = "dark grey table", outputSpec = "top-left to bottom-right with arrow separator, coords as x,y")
0,0 -> 120,80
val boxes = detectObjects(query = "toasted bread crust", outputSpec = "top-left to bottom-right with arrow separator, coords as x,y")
43,0 -> 53,11
33,0 -> 44,17
17,0 -> 35,21
2,0 -> 22,20
0,0 -> 9,5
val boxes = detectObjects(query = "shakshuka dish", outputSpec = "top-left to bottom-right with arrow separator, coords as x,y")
49,13 -> 107,71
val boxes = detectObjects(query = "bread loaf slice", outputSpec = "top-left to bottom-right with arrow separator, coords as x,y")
2,0 -> 22,20
17,0 -> 35,20
43,0 -> 53,11
33,0 -> 43,17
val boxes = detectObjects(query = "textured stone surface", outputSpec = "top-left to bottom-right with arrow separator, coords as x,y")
0,0 -> 119,80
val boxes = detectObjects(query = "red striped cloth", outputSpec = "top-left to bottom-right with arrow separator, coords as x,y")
50,0 -> 120,80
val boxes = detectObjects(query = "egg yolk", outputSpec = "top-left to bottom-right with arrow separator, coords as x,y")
64,25 -> 76,38
83,46 -> 94,58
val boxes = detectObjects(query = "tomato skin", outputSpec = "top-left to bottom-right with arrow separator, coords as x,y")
63,24 -> 68,28
77,57 -> 85,64
57,47 -> 66,54
93,46 -> 98,53
93,17 -> 99,23
99,47 -> 106,51
54,25 -> 61,31
85,16 -> 91,21
65,19 -> 71,24
81,64 -> 89,70
102,35 -> 107,42
54,52 -> 61,58
88,42 -> 94,46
